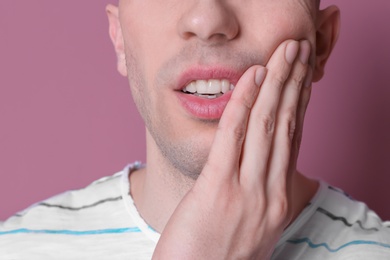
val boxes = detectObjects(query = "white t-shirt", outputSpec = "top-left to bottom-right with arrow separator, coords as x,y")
1,163 -> 390,259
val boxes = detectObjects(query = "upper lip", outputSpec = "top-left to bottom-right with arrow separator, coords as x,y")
175,66 -> 243,91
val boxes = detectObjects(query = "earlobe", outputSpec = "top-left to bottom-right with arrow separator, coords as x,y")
313,5 -> 341,82
106,4 -> 127,77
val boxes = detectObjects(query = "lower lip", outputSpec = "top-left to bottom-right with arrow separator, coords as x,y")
176,91 -> 233,120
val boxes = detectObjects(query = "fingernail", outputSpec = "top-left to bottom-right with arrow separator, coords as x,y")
304,66 -> 313,88
285,41 -> 299,64
255,67 -> 267,86
299,40 -> 311,64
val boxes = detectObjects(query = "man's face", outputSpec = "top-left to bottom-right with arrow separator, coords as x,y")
115,0 -> 318,178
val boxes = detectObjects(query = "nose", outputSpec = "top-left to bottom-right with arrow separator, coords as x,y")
178,1 -> 239,43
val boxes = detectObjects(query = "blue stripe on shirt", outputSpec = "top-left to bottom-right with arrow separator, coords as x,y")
287,237 -> 390,252
0,227 -> 141,236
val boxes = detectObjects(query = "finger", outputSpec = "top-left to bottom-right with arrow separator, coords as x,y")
266,41 -> 311,199
288,66 -> 313,174
240,40 -> 299,187
202,66 -> 267,183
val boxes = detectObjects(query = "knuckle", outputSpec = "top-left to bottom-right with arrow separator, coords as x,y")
286,65 -> 307,92
287,115 -> 297,141
231,95 -> 253,112
232,125 -> 247,143
258,114 -> 275,135
218,123 -> 246,144
273,73 -> 288,90
241,96 -> 254,111
280,107 -> 297,141
270,195 -> 290,221
281,109 -> 297,141
291,71 -> 306,89
268,63 -> 289,90
253,191 -> 268,212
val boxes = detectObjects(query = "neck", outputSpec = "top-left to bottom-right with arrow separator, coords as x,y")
130,132 -> 318,233
130,131 -> 196,232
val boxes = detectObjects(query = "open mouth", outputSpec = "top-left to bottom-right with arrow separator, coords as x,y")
181,79 -> 235,99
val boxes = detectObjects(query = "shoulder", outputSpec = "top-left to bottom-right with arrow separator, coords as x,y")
316,184 -> 390,235
0,164 -> 155,259
1,171 -> 125,232
274,182 -> 390,259
319,184 -> 390,258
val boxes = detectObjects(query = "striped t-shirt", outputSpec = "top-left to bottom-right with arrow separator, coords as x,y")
1,163 -> 390,259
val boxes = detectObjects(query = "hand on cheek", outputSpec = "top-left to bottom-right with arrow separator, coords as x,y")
152,40 -> 312,260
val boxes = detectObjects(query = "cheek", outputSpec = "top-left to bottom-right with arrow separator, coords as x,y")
120,4 -> 177,87
120,15 -> 182,129
240,5 -> 315,61
123,43 -> 175,136
122,31 -> 158,88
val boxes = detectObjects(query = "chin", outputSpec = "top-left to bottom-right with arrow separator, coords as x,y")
155,134 -> 211,180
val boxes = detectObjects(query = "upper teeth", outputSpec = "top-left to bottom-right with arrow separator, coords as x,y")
183,79 -> 234,94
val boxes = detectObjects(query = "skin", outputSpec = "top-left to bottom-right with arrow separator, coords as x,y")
107,0 -> 340,258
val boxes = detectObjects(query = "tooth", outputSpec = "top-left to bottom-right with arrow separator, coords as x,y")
221,80 -> 230,94
208,80 -> 222,94
184,79 -> 234,95
185,82 -> 196,93
196,80 -> 208,94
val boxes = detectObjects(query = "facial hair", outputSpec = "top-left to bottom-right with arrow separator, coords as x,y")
125,43 -> 264,180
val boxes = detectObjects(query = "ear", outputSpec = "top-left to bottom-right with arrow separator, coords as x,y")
312,5 -> 341,82
106,4 -> 127,77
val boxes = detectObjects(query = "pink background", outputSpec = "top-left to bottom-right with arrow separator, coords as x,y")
1,1 -> 389,220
